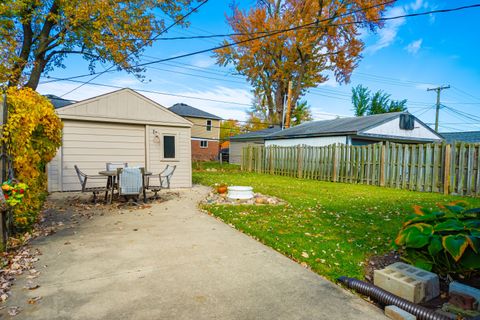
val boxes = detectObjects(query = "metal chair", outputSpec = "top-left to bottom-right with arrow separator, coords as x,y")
106,162 -> 128,171
145,165 -> 176,199
117,167 -> 146,204
74,165 -> 109,203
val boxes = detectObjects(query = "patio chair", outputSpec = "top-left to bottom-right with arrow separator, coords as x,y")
74,165 -> 109,203
117,167 -> 146,205
145,165 -> 176,200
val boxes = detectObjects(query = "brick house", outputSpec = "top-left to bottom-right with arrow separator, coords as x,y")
169,103 -> 222,161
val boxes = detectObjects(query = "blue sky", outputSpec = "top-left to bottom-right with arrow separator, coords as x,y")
37,0 -> 480,132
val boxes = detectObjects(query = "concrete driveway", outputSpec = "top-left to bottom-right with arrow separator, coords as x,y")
3,186 -> 386,319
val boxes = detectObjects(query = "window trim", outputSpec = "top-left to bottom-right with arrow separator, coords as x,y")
162,134 -> 177,160
206,120 -> 212,131
200,140 -> 208,148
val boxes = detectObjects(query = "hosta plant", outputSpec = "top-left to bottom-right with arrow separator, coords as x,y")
393,201 -> 480,276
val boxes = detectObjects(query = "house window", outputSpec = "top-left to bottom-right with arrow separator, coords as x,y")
163,135 -> 176,159
200,140 -> 208,148
206,120 -> 212,131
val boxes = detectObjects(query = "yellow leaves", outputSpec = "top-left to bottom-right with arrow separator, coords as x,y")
3,87 -> 62,181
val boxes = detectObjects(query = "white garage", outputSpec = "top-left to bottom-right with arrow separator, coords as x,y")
47,88 -> 192,192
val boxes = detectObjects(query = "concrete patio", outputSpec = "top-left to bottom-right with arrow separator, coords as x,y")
3,186 -> 386,319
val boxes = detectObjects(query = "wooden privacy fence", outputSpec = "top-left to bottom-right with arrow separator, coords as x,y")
241,142 -> 480,196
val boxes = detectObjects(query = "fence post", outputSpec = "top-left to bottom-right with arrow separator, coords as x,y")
297,145 -> 303,178
444,144 -> 451,195
248,146 -> 253,172
269,147 -> 274,175
332,144 -> 338,182
380,144 -> 386,186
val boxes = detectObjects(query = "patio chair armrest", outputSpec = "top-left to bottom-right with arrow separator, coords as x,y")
88,175 -> 109,179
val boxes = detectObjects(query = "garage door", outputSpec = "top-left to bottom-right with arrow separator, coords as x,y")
60,120 -> 146,191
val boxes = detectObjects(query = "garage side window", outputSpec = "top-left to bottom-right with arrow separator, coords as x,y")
200,140 -> 208,148
163,135 -> 176,159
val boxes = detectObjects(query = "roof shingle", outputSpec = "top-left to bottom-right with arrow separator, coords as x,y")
265,112 -> 403,139
441,131 -> 480,144
230,126 -> 282,141
169,103 -> 222,120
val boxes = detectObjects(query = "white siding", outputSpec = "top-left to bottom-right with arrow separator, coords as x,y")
230,141 -> 264,164
47,148 -> 62,192
362,118 -> 442,140
265,136 -> 347,147
147,125 -> 192,188
60,120 -> 146,191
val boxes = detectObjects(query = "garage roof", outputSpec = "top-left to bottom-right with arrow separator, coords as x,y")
56,88 -> 192,127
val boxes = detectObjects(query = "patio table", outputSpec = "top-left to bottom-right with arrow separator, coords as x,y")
99,170 -> 151,204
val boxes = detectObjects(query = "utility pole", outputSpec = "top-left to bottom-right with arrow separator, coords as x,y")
427,85 -> 450,132
284,81 -> 293,129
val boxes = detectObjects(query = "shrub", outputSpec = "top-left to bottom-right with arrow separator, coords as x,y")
1,87 -> 62,231
393,201 -> 480,277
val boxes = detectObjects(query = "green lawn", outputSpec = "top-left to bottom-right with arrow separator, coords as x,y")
193,166 -> 480,281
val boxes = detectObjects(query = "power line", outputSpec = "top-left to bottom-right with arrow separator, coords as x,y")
130,3 -> 480,42
48,77 -> 253,106
47,1 -> 408,90
50,3 -> 480,100
451,86 -> 480,102
60,0 -> 209,97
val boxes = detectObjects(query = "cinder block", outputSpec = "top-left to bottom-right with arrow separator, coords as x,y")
374,262 -> 439,303
449,281 -> 480,311
449,292 -> 478,310
385,305 -> 416,320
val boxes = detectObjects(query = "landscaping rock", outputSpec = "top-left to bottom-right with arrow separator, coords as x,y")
384,305 -> 416,320
201,190 -> 285,206
449,282 -> 480,311
374,262 -> 439,303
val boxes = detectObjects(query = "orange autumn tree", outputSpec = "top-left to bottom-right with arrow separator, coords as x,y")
215,0 -> 392,124
1,0 -> 198,89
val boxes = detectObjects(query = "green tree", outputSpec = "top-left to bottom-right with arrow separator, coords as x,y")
352,85 -> 370,116
291,100 -> 313,126
352,85 -> 407,116
1,0 -> 197,89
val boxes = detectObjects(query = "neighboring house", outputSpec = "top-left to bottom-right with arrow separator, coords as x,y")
169,103 -> 222,161
44,94 -> 76,109
229,126 -> 282,164
441,131 -> 480,144
47,88 -> 192,192
265,112 -> 443,147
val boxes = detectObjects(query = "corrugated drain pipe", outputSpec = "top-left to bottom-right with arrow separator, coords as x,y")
338,276 -> 456,320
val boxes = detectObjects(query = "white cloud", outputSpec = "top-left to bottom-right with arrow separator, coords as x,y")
415,83 -> 438,90
365,6 -> 406,54
190,56 -> 216,68
365,0 -> 431,54
405,39 -> 423,54
144,86 -> 252,121
409,0 -> 424,11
